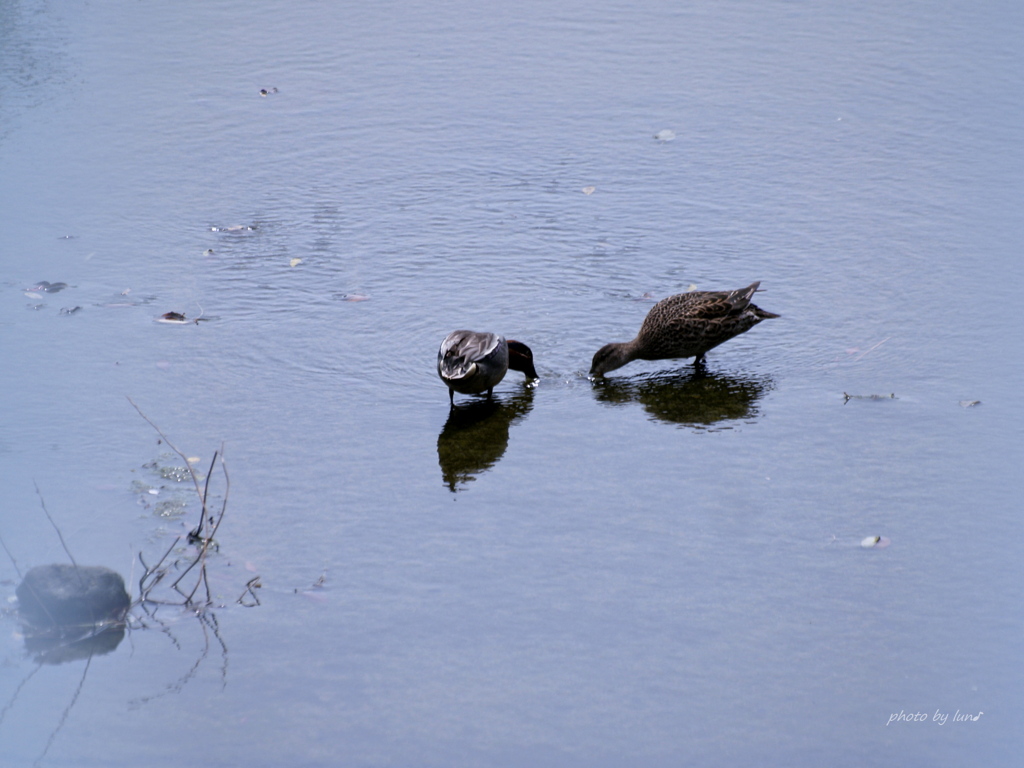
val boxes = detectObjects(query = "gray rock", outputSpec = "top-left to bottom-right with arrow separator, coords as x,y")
16,564 -> 130,628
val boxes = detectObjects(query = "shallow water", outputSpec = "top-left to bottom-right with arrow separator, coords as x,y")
1,0 -> 1022,765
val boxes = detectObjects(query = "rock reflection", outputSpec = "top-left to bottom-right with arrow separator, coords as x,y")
23,624 -> 126,665
592,368 -> 773,429
437,389 -> 534,491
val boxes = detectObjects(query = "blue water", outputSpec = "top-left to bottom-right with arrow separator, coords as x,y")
1,0 -> 1022,765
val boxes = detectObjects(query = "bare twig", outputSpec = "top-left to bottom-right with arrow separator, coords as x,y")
197,450 -> 219,536
33,481 -> 78,568
0,531 -> 22,580
238,577 -> 262,607
138,537 -> 181,600
174,445 -> 229,603
205,445 -> 230,543
127,406 -> 241,612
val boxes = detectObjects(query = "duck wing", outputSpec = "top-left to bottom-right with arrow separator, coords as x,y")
634,283 -> 765,359
438,331 -> 503,380
639,282 -> 754,329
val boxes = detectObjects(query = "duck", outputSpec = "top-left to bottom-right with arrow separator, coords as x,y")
590,281 -> 779,376
438,331 -> 539,404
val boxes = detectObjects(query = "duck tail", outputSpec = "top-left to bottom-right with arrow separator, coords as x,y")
738,282 -> 779,318
734,281 -> 761,305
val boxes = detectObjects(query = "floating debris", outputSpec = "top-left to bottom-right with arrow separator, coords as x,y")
25,280 -> 69,298
154,498 -> 189,518
582,186 -> 596,195
335,293 -> 370,302
861,535 -> 891,549
210,224 -> 257,232
958,400 -> 981,408
59,306 -> 82,315
28,280 -> 68,293
157,311 -> 189,323
653,129 -> 676,141
133,455 -> 200,519
843,392 -> 896,404
290,258 -> 302,267
259,87 -> 278,97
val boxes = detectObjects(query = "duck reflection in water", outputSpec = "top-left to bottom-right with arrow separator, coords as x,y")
591,367 -> 773,429
437,389 -> 535,492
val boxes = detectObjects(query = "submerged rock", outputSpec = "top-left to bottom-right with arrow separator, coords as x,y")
16,564 -> 130,629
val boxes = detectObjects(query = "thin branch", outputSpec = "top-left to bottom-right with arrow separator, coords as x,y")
174,445 -> 229,605
139,537 -> 181,599
237,577 -> 262,607
197,449 -> 219,536
205,445 -> 230,542
33,481 -> 78,568
0,531 -> 22,580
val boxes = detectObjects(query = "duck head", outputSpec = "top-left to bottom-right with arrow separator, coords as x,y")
506,340 -> 539,380
589,342 -> 634,377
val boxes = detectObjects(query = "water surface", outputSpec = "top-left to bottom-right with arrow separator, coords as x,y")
1,1 -> 1021,766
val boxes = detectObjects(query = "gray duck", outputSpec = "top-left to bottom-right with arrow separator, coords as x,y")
438,331 -> 538,404
590,282 -> 778,376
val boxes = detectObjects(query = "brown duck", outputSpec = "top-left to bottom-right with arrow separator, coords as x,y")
590,282 -> 779,376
